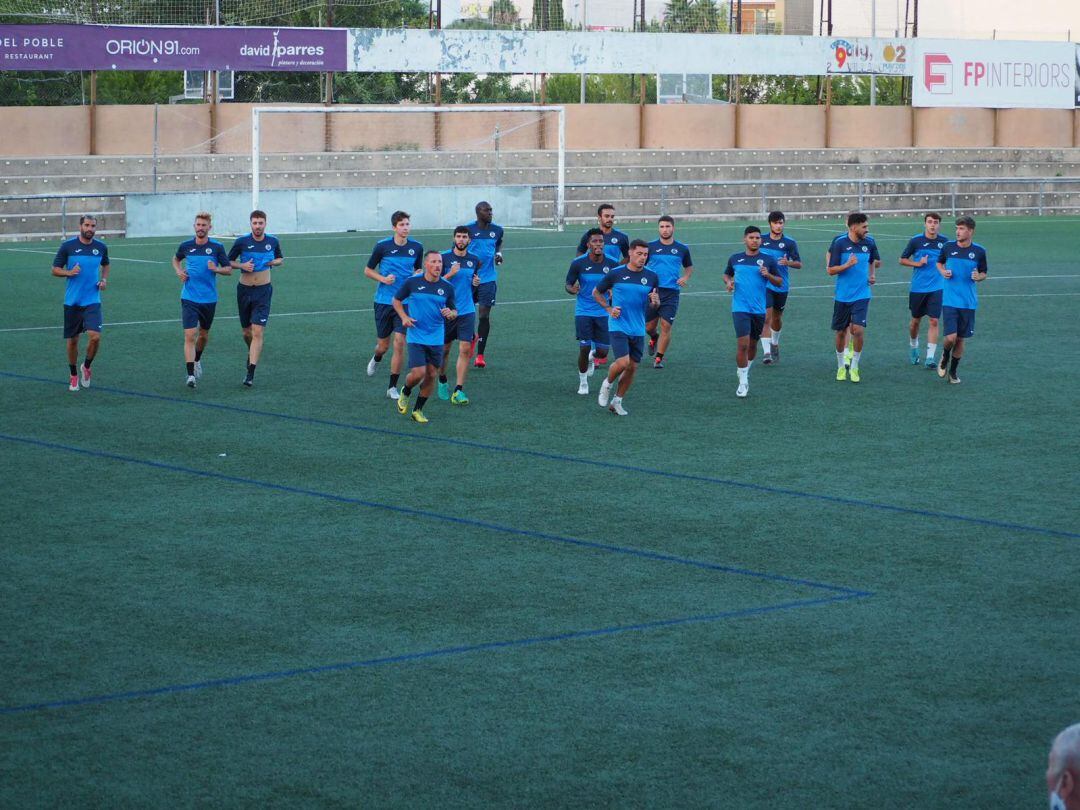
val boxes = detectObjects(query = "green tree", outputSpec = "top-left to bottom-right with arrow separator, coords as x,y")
531,0 -> 564,30
662,0 -> 726,32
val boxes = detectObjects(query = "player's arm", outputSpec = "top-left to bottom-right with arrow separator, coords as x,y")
392,290 -> 416,327
441,288 -> 457,320
723,263 -> 735,293
898,239 -> 923,268
443,256 -> 461,280
362,245 -> 394,284
494,230 -> 504,265
565,265 -> 580,295
575,233 -> 587,257
593,275 -> 618,317
972,250 -> 989,282
678,250 -> 695,286
51,244 -> 77,278
826,246 -> 855,276
172,249 -> 187,280
936,246 -> 951,278
785,244 -> 802,270
228,240 -> 254,272
97,249 -> 110,289
211,246 -> 232,275
760,259 -> 783,287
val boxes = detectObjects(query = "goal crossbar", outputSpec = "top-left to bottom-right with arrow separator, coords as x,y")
251,105 -> 566,230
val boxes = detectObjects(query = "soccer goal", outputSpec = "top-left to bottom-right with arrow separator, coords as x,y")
250,105 -> 566,231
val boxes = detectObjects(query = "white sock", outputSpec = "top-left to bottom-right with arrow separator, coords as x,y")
837,351 -> 846,369
601,378 -> 611,390
852,351 -> 861,370
926,342 -> 937,359
579,371 -> 588,383
909,337 -> 919,348
737,366 -> 748,383
772,329 -> 781,344
611,395 -> 622,406
588,349 -> 595,361
761,337 -> 772,355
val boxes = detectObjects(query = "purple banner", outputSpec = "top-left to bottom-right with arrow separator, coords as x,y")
0,24 -> 347,72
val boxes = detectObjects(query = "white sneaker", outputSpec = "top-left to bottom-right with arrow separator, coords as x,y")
587,350 -> 596,377
80,364 -> 92,388
366,356 -> 377,377
736,381 -> 749,398
577,380 -> 589,395
386,386 -> 400,400
186,375 -> 197,389
193,360 -> 203,379
68,374 -> 79,392
598,381 -> 612,408
609,400 -> 628,416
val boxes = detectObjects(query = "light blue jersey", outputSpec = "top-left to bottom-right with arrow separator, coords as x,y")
901,233 -> 947,294
395,275 -> 456,346
724,251 -> 779,315
760,234 -> 800,293
594,266 -> 660,336
646,239 -> 693,290
440,249 -> 480,317
939,241 -> 988,309
465,221 -> 504,283
828,234 -> 881,303
228,233 -> 282,273
366,237 -> 424,305
565,254 -> 613,317
53,237 -> 110,306
176,238 -> 230,304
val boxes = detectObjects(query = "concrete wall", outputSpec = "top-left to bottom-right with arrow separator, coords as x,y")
4,103 -> 1080,157
736,104 -> 827,148
828,106 -> 912,148
996,108 -> 1074,148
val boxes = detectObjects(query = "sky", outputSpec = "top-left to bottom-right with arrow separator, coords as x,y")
822,0 -> 1080,41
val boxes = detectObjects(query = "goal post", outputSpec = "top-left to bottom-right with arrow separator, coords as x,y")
251,104 -> 566,231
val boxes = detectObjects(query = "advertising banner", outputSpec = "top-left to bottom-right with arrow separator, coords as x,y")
0,25 -> 347,72
825,37 -> 911,76
912,38 -> 1075,108
1075,44 -> 1080,107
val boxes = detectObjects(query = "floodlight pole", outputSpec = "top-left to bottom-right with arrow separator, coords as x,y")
252,108 -> 261,211
869,0 -> 877,106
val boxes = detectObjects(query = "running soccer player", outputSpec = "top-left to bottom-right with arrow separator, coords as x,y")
592,240 -> 660,416
565,228 -> 612,395
465,201 -> 504,369
51,214 -> 109,392
936,216 -> 988,384
363,210 -> 424,400
172,211 -> 231,389
393,251 -> 458,423
758,210 -> 801,365
643,215 -> 694,369
724,226 -> 783,398
900,212 -> 946,368
438,226 -> 481,405
827,212 -> 879,383
228,210 -> 284,387
577,203 -> 630,264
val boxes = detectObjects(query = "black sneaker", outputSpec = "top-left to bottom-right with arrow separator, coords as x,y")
242,375 -> 254,387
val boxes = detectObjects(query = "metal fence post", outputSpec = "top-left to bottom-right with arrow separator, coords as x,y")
950,182 -> 957,216
61,197 -> 67,240
1038,181 -> 1044,216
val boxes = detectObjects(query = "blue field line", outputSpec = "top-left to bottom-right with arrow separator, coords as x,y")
0,591 -> 868,716
0,432 -> 870,597
3,370 -> 1076,540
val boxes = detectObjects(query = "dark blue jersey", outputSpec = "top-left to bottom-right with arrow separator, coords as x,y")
464,221 -> 504,283
566,254 -> 615,317
759,234 -> 800,293
579,229 -> 630,265
228,233 -> 282,274
366,237 -> 424,305
901,233 -> 947,294
440,249 -> 481,317
176,239 -> 230,304
939,241 -> 988,309
594,266 -> 660,337
828,234 -> 880,302
53,237 -> 110,306
395,275 -> 457,346
646,239 -> 693,290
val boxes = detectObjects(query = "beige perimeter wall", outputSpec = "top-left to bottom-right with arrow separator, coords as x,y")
0,103 -> 1077,156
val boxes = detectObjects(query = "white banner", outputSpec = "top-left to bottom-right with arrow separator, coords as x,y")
348,29 -> 916,77
912,38 -> 1075,108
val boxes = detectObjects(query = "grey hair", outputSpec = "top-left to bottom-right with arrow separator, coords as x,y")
1050,724 -> 1080,781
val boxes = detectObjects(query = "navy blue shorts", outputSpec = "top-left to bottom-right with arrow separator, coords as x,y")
444,312 -> 476,344
832,298 -> 870,331
575,315 -> 610,347
646,287 -> 680,324
476,281 -> 497,309
407,342 -> 444,368
942,306 -> 975,339
237,283 -> 272,329
374,302 -> 406,339
909,290 -> 943,319
63,303 -> 102,339
181,299 -> 216,330
609,331 -> 644,362
732,311 -> 766,340
765,289 -> 789,312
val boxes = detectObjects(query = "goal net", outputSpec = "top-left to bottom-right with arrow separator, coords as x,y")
250,105 -> 566,231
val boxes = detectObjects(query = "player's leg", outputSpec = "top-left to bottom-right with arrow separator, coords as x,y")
183,326 -> 198,387
398,342 -> 427,414
733,313 -> 752,396
66,335 -> 80,390
645,316 -> 660,356
761,290 -> 775,362
194,309 -> 212,379
615,358 -> 637,397
925,291 -> 942,368
450,313 -> 474,405
939,306 -> 958,378
908,301 -> 922,365
610,338 -> 641,416
599,333 -> 629,407
411,352 -> 440,422
388,330 -> 406,397
475,304 -> 491,367
438,341 -> 453,400
655,318 -> 673,368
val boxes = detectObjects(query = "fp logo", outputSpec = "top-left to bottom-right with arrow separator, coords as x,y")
924,53 -> 953,94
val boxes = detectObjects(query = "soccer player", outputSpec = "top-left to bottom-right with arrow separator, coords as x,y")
565,228 -> 612,395
172,211 -> 231,389
827,212 -> 880,383
723,226 -> 783,398
758,210 -> 801,364
577,203 -> 630,264
392,251 -> 458,423
936,216 -> 988,384
592,240 -> 660,416
228,209 -> 284,387
364,210 -> 423,400
438,226 -> 481,405
465,201 -> 504,368
900,212 -> 947,368
51,214 -> 109,392
643,215 -> 694,368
